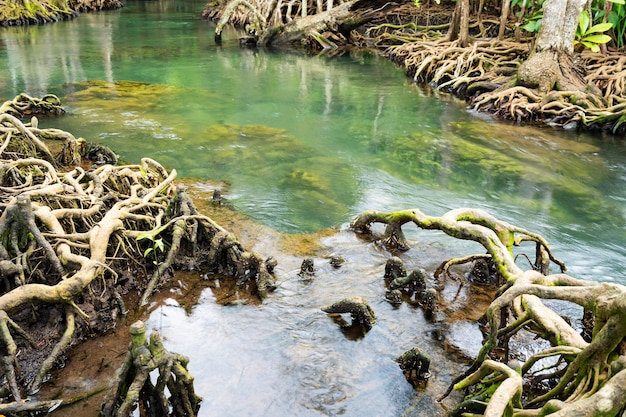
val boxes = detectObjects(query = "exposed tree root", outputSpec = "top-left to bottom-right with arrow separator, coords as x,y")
322,296 -> 376,327
381,33 -> 626,132
100,321 -> 202,417
350,207 -> 626,416
394,347 -> 432,387
0,95 -> 275,412
204,0 -> 626,132
0,0 -> 122,26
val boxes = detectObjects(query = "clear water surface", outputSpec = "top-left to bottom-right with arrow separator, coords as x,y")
1,2 -> 625,416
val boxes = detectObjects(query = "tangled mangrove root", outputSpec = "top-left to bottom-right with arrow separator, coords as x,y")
100,321 -> 202,417
350,207 -> 626,416
385,38 -> 526,91
0,95 -> 275,413
381,34 -> 626,132
0,94 -> 65,118
0,0 -> 122,26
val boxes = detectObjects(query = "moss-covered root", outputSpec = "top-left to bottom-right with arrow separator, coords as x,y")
534,356 -> 626,416
394,347 -> 431,387
452,359 -> 522,416
0,94 -> 64,118
322,296 -> 376,328
100,321 -> 202,417
350,207 -> 566,281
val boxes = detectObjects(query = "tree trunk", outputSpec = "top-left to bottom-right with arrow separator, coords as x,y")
447,0 -> 470,47
517,0 -> 587,91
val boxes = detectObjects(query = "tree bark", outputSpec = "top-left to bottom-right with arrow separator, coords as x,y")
517,0 -> 587,91
447,0 -> 470,47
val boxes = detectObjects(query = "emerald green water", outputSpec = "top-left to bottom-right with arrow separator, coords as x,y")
2,4 -> 624,279
1,2 -> 625,416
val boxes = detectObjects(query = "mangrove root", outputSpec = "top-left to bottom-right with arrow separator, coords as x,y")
351,207 -> 626,415
0,95 -> 275,408
322,296 -> 376,328
394,347 -> 432,387
100,321 -> 202,417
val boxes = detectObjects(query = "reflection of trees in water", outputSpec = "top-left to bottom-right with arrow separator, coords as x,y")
213,46 -> 438,144
2,13 -> 114,95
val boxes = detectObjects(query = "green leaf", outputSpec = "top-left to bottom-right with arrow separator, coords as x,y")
608,0 -> 625,5
153,224 -> 168,236
522,20 -> 541,32
582,41 -> 600,52
587,22 -> 613,33
136,225 -> 168,241
583,34 -> 612,43
144,247 -> 154,257
154,238 -> 164,252
137,232 -> 154,241
579,10 -> 590,33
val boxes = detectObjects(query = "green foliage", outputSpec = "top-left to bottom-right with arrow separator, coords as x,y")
520,10 -> 543,33
137,225 -> 167,265
513,0 -> 546,33
514,0 -> 626,50
413,0 -> 440,8
575,10 -> 613,52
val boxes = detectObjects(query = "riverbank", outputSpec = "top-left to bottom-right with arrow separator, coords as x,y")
0,0 -> 122,26
203,0 -> 626,134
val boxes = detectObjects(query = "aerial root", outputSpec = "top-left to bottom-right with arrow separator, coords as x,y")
351,207 -> 626,415
452,359 -> 523,416
434,253 -> 493,285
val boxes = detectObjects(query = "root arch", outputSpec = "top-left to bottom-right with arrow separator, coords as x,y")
350,207 -> 626,415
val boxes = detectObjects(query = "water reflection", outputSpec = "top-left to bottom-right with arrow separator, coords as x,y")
1,14 -> 115,95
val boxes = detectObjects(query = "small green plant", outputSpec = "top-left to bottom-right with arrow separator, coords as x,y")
515,0 -> 546,33
575,10 -> 613,52
520,10 -> 543,33
137,225 -> 167,266
413,0 -> 440,8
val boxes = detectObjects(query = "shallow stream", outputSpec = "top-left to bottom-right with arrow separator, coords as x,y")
0,2 -> 625,415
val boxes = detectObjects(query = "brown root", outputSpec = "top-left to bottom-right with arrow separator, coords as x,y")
350,207 -> 626,414
100,321 -> 202,417
0,95 -> 275,409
